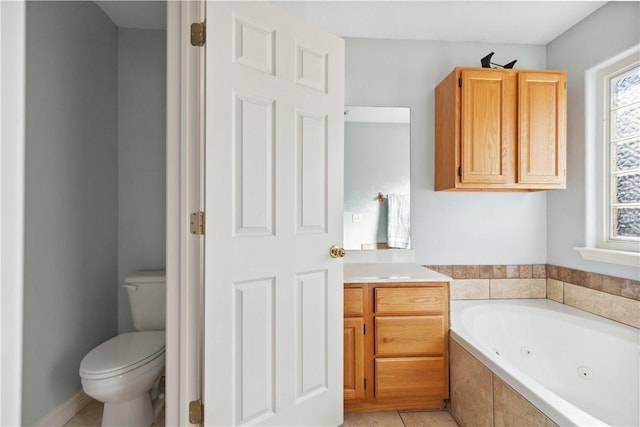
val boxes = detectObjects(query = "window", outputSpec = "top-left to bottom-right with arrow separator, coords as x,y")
599,55 -> 640,252
577,46 -> 640,266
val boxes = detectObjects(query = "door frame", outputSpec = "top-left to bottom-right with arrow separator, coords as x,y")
0,2 -> 201,424
0,1 -> 26,425
166,1 -> 204,425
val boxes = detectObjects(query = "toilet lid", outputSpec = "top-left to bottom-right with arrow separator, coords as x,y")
80,331 -> 165,380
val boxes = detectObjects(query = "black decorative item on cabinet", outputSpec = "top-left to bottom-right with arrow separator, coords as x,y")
480,52 -> 517,69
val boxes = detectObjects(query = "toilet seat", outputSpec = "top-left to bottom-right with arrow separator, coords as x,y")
80,331 -> 165,380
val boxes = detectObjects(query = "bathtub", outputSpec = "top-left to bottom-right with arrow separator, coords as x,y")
450,299 -> 639,427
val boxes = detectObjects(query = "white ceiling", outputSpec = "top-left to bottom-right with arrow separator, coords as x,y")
95,1 -> 606,45
95,1 -> 166,30
275,1 -> 606,45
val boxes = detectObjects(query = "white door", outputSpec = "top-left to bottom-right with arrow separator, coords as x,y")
204,2 -> 345,426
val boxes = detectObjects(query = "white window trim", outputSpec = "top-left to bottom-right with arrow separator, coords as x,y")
577,45 -> 640,266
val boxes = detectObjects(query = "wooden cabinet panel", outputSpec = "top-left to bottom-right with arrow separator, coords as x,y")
344,282 -> 449,412
375,315 -> 445,356
375,357 -> 446,399
518,72 -> 566,186
343,317 -> 365,401
375,287 -> 445,314
435,67 -> 567,191
460,69 -> 516,184
344,287 -> 364,316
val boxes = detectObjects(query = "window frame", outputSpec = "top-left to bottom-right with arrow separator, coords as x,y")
577,45 -> 640,267
595,51 -> 640,253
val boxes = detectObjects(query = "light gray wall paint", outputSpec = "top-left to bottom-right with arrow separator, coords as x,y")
23,2 -> 118,425
118,29 -> 166,333
546,2 -> 640,280
346,39 -> 548,264
344,121 -> 410,249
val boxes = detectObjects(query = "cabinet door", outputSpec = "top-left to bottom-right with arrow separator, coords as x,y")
343,317 -> 365,401
460,70 -> 516,184
518,72 -> 567,186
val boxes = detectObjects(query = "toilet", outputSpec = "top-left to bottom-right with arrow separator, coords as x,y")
80,271 -> 166,427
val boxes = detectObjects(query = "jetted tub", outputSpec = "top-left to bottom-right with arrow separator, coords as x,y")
450,299 -> 639,427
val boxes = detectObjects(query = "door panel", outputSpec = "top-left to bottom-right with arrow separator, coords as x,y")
233,93 -> 275,236
235,279 -> 275,423
205,2 -> 345,426
296,111 -> 328,233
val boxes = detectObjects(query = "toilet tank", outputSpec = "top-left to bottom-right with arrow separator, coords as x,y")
124,270 -> 166,331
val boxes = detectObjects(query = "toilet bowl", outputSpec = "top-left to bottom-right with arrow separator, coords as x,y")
80,271 -> 166,427
80,331 -> 165,426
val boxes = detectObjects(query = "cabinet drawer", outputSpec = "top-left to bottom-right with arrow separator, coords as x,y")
375,316 -> 444,356
375,287 -> 445,314
344,288 -> 364,316
375,357 -> 446,399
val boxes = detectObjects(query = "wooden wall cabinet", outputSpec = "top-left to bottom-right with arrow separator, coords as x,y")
435,67 -> 567,191
344,282 -> 449,412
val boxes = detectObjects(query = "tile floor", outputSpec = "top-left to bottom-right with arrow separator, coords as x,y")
341,410 -> 459,427
63,400 -> 165,427
64,402 -> 458,427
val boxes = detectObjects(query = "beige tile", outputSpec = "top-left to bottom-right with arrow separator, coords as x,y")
64,400 -> 165,427
519,265 -> 533,279
450,279 -> 490,300
453,265 -> 479,279
622,279 -> 640,300
493,375 -> 557,427
479,265 -> 493,279
490,278 -> 546,299
63,400 -> 103,427
492,265 -> 506,279
449,339 -> 493,427
546,279 -> 563,303
400,410 -> 459,427
340,411 -> 404,427
505,265 -> 520,278
564,283 -> 640,328
532,264 -> 546,278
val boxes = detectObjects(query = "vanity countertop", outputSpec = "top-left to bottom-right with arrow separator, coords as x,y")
344,262 -> 450,283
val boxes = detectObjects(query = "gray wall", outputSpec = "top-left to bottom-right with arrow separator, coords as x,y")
23,2 -> 118,424
546,2 -> 640,281
346,39 -> 548,264
118,29 -> 166,333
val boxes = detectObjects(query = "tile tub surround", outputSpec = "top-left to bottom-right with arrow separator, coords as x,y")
426,264 -> 640,327
545,264 -> 639,301
426,264 -> 547,300
449,339 -> 557,427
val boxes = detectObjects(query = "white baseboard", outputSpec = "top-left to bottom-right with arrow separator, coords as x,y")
34,391 -> 94,427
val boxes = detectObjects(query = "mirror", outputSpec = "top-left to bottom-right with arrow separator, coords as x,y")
344,106 -> 411,250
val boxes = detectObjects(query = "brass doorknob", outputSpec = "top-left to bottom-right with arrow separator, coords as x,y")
329,245 -> 346,258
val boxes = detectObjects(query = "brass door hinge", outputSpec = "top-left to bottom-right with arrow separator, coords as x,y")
189,399 -> 204,424
191,21 -> 206,47
190,211 -> 206,235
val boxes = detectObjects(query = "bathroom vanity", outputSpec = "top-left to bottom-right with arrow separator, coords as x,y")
343,262 -> 450,412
